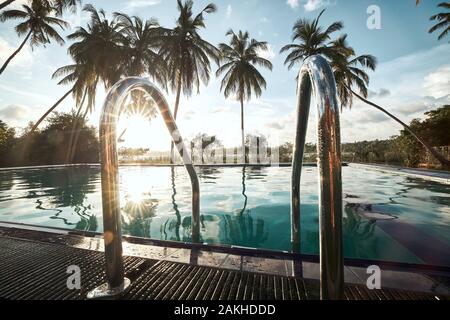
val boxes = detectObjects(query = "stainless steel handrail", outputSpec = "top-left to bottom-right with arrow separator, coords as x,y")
87,77 -> 200,299
291,55 -> 344,300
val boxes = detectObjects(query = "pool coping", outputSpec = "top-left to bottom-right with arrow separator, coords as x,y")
350,163 -> 450,184
0,162 -> 446,182
0,162 -> 351,172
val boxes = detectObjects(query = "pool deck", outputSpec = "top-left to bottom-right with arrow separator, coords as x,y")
0,225 -> 448,300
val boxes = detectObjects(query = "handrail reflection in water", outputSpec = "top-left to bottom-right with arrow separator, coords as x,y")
87,77 -> 200,299
291,55 -> 344,300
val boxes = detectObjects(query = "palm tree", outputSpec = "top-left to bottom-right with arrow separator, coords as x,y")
282,10 -> 450,167
216,30 -> 273,158
0,0 -> 68,75
279,9 -> 343,70
30,4 -> 119,134
329,34 -> 376,109
53,62 -> 98,163
60,4 -> 123,162
331,35 -> 450,166
51,0 -> 81,16
112,12 -> 168,143
0,0 -> 80,13
0,0 -> 16,10
429,2 -> 450,42
114,13 -> 166,84
158,0 -> 220,159
68,4 -> 124,88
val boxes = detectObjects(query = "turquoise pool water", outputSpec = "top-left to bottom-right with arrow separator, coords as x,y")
0,165 -> 449,266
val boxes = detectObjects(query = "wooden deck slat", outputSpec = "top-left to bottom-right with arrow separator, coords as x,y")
0,237 -> 446,301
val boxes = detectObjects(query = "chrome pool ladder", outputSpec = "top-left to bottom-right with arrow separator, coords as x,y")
291,55 -> 344,300
87,77 -> 200,299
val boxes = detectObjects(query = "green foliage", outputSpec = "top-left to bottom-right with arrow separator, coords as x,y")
217,30 -> 273,101
429,2 -> 450,42
158,0 -> 220,97
0,0 -> 69,48
0,120 -> 16,166
278,142 -> 293,163
1,112 -> 99,167
398,105 -> 450,167
275,105 -> 450,167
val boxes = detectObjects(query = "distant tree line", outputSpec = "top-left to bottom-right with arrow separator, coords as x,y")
1,105 -> 449,168
0,112 -> 99,167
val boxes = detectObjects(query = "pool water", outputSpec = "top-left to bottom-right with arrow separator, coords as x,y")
0,165 -> 449,266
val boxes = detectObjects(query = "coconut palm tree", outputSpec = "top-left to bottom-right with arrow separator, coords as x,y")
60,4 -> 123,162
53,62 -> 99,163
282,10 -> 450,167
429,2 -> 450,42
279,9 -> 343,70
331,35 -> 450,166
30,4 -> 120,134
114,12 -> 167,84
0,0 -> 68,75
0,0 -> 80,13
29,4 -> 122,164
216,30 -> 273,158
329,34 -> 376,109
112,12 -> 168,143
51,0 -> 81,16
0,0 -> 16,10
157,0 -> 220,160
68,4 -> 124,88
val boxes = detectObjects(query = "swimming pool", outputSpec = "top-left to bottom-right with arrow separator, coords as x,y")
0,164 -> 449,266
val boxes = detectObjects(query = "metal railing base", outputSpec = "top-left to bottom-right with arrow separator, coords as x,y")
87,277 -> 131,300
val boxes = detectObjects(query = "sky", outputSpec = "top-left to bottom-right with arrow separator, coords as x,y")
0,0 -> 449,151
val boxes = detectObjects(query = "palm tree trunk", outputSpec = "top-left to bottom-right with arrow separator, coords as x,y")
65,89 -> 88,164
0,30 -> 31,75
68,104 -> 90,163
170,75 -> 182,164
0,0 -> 16,11
30,88 -> 73,133
240,95 -> 245,164
351,88 -> 450,167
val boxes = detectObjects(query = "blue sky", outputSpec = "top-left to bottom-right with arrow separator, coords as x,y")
0,0 -> 449,150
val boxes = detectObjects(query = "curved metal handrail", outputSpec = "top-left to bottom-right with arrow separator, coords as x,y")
88,77 -> 200,299
291,55 -> 344,300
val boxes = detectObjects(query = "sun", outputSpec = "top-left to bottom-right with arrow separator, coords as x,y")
118,111 -> 172,151
118,115 -> 152,148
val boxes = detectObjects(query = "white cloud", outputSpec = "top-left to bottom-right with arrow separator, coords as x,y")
304,0 -> 337,11
260,17 -> 269,23
183,110 -> 195,120
286,0 -> 299,9
0,104 -> 31,126
266,121 -> 285,130
226,4 -> 232,18
0,37 -> 33,69
212,106 -> 231,114
368,88 -> 391,98
423,65 -> 450,99
287,0 -> 336,11
125,0 -> 162,9
304,0 -> 324,11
